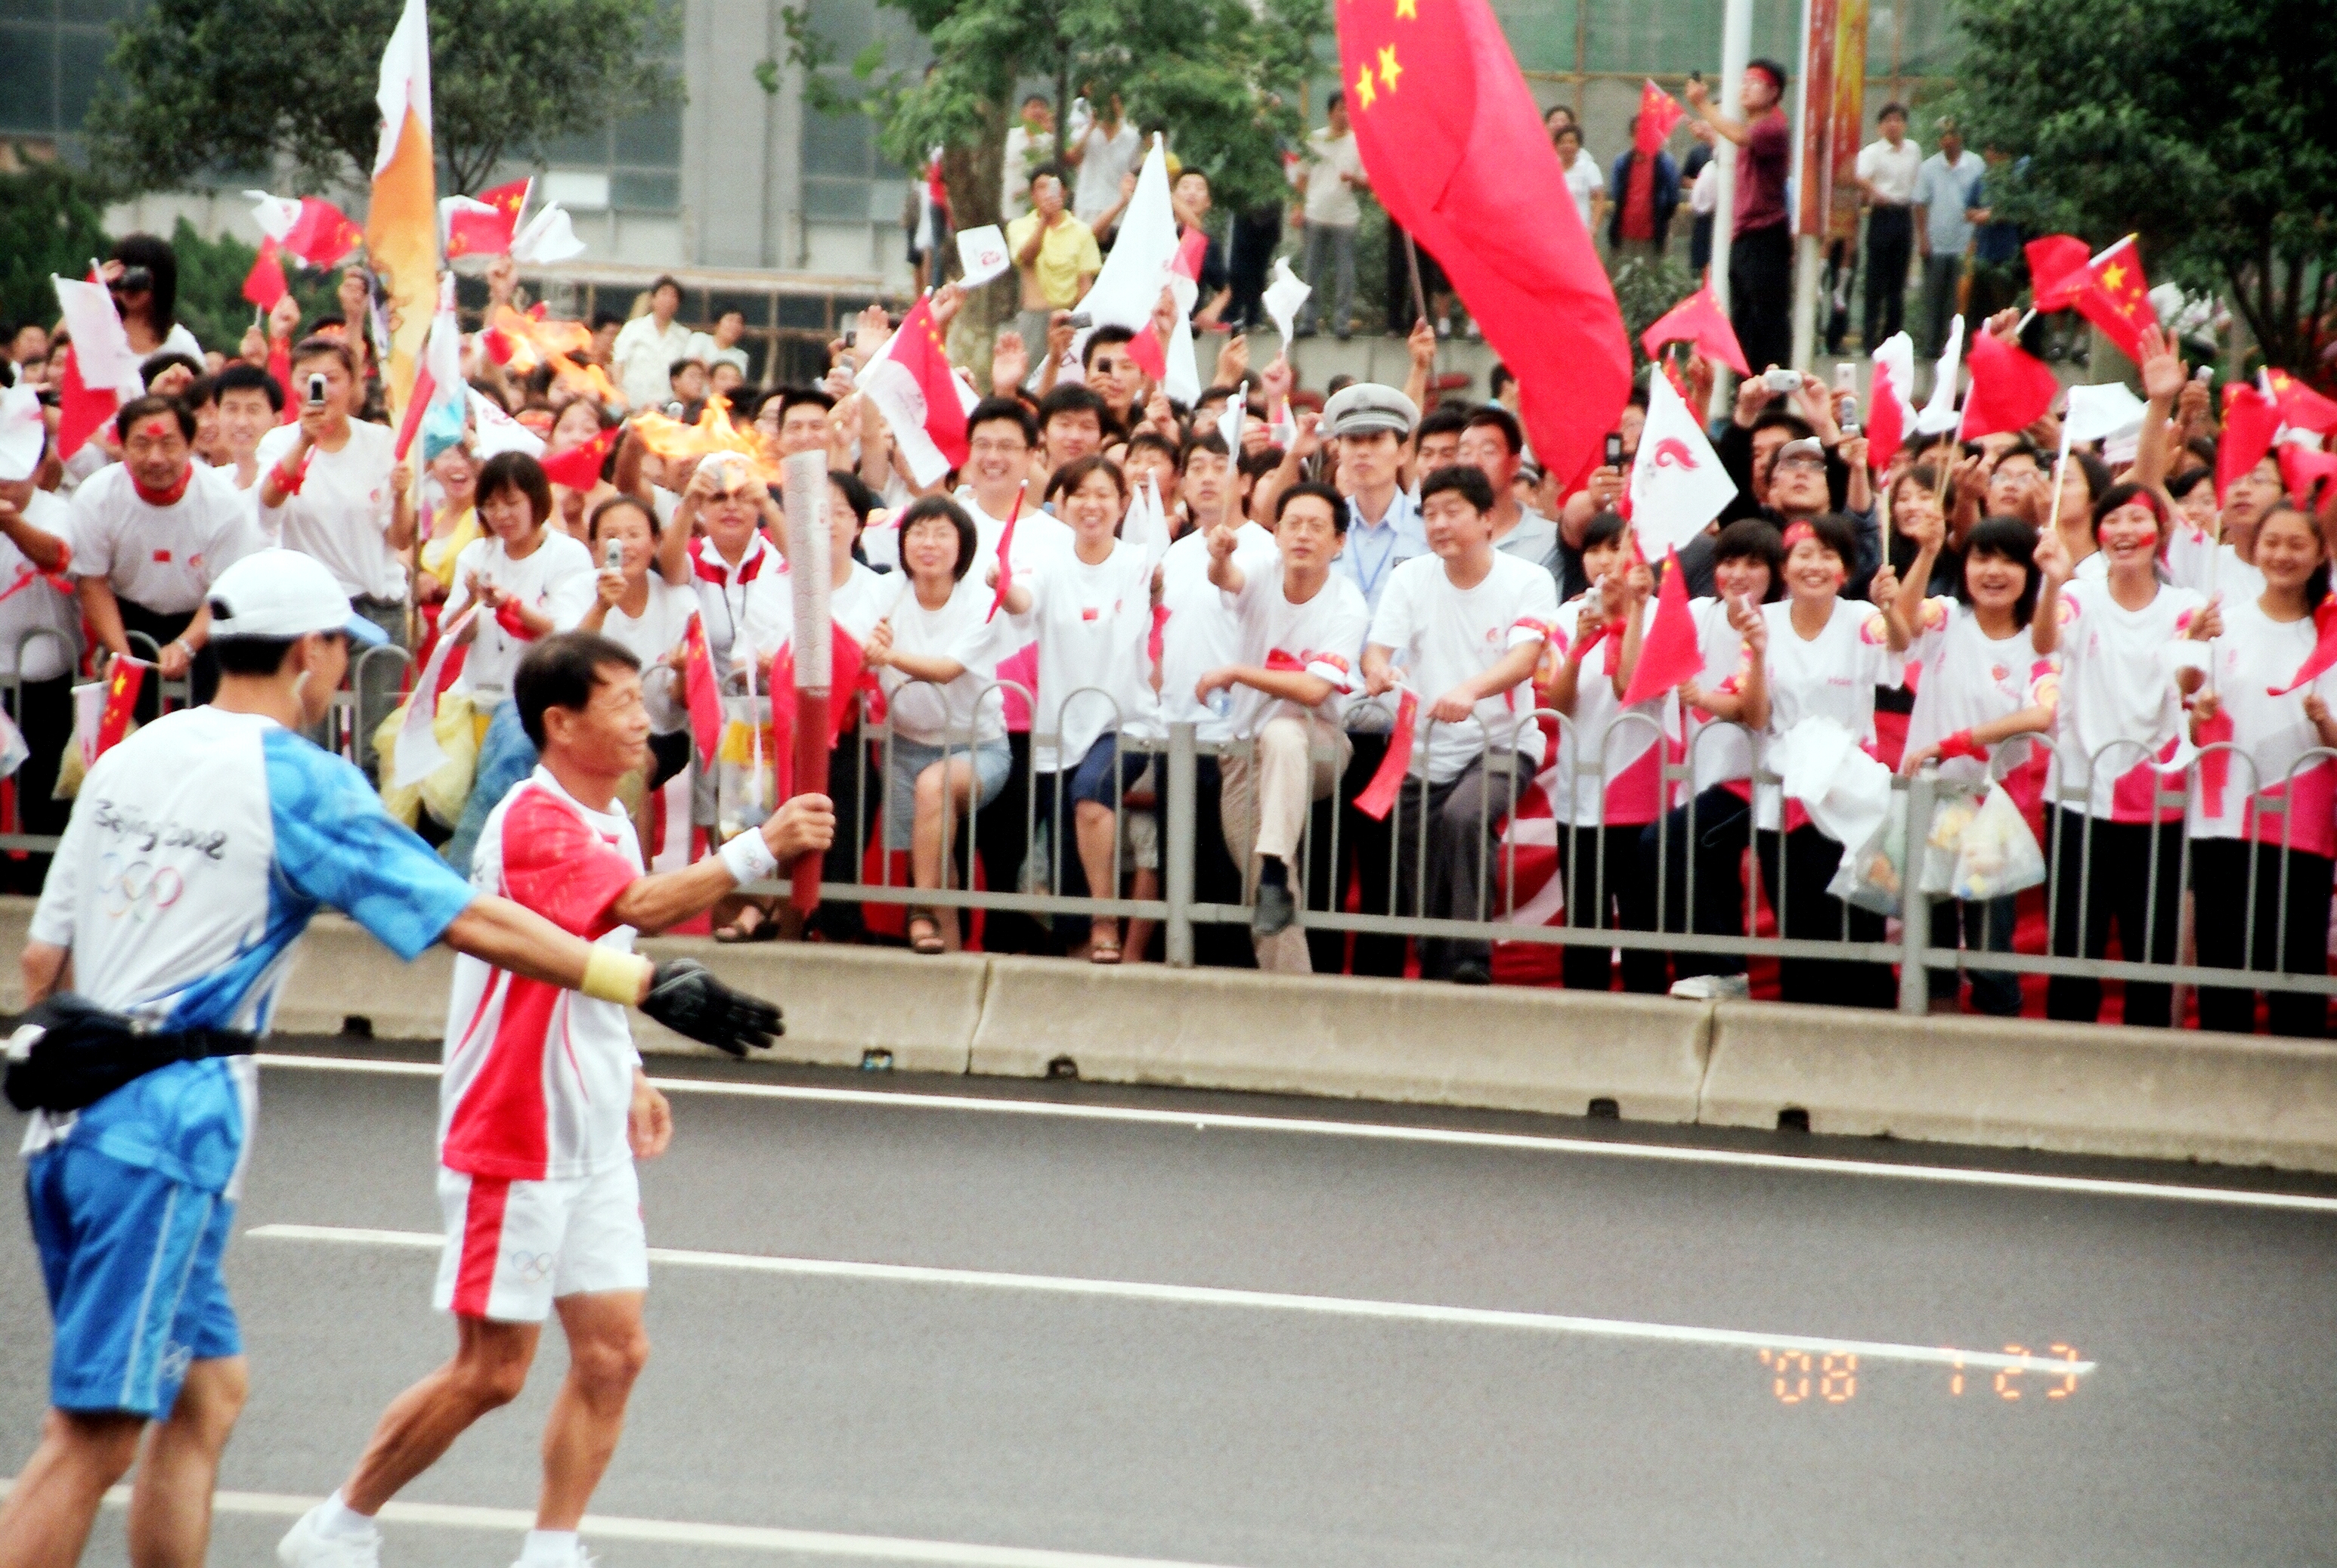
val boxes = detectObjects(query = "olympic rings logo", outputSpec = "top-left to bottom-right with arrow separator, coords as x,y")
99,853 -> 185,922
506,1248 -> 556,1284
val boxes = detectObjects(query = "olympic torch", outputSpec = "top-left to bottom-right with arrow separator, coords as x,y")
782,450 -> 831,914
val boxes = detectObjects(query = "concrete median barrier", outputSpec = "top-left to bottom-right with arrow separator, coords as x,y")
633,937 -> 984,1073
1699,1000 -> 2337,1172
967,956 -> 1713,1122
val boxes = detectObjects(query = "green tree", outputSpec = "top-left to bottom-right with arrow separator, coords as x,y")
165,221 -> 342,355
88,0 -> 681,197
0,163 -> 111,332
1951,0 -> 2336,372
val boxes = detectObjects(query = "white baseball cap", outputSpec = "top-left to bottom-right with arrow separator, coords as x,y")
205,549 -> 389,646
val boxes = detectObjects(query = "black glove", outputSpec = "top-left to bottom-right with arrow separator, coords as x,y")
639,959 -> 783,1058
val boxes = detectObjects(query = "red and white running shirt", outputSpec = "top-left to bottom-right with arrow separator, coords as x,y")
2048,579 -> 2208,822
439,769 -> 645,1182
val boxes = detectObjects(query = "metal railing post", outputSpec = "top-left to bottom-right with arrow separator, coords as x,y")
1897,767 -> 1936,1016
1165,720 -> 1197,968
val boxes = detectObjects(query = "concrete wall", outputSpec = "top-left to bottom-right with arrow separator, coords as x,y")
5,899 -> 2332,1174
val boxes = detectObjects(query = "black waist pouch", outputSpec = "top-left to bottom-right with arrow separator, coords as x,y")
4,993 -> 257,1115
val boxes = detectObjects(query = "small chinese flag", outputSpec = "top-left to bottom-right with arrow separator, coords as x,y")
683,614 -> 723,762
2030,233 -> 2156,363
95,657 -> 147,760
539,425 -> 619,489
1634,79 -> 1683,154
242,236 -> 289,311
2264,367 -> 2337,435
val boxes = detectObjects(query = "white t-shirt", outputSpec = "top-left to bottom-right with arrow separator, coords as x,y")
2046,578 -> 2209,821
769,559 -> 893,670
441,530 -> 597,697
1366,552 -> 1559,784
1757,595 -> 1902,829
1680,596 -> 1757,793
1901,597 -> 2054,786
2165,529 -> 2264,607
611,315 -> 693,411
1855,137 -> 1923,206
683,332 -> 750,377
1020,512 -> 1168,774
595,574 -> 700,732
879,572 -> 1017,746
67,462 -> 267,615
1222,564 -> 1369,738
1073,121 -> 1143,227
1001,125 -> 1054,222
961,486 -> 1075,728
255,419 -> 404,601
1157,523 -> 1277,743
1303,128 -> 1366,227
1551,594 -> 1667,826
441,769 -> 644,1183
2190,598 -> 2337,853
1560,150 -> 1604,230
0,488 -> 84,681
688,534 -> 790,682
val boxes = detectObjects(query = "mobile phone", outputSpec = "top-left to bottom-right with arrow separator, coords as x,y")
2193,365 -> 2213,383
1066,312 -> 1094,329
1840,420 -> 1861,438
604,539 -> 624,571
1763,367 -> 1801,394
305,373 -> 327,409
1833,363 -> 1859,395
1604,431 -> 1624,468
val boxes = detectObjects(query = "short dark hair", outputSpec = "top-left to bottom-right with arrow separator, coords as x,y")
592,311 -> 624,332
1961,515 -> 2043,627
1045,453 -> 1127,508
1415,404 -> 1471,444
179,374 -> 218,410
1126,429 -> 1181,472
1419,464 -> 1496,513
139,350 -> 203,388
478,450 -> 553,526
1582,509 -> 1629,554
515,632 -> 642,749
669,357 -> 705,382
1326,89 -> 1345,113
1275,481 -> 1348,533
1750,408 -> 1813,441
648,275 -> 683,302
1464,402 -> 1524,456
1991,436 -> 2043,471
1713,518 -> 1788,599
215,360 -> 283,412
1030,162 -> 1069,190
827,469 -> 877,531
967,395 -> 1037,448
1081,325 -> 1136,370
289,336 -> 357,378
587,493 -> 658,543
211,636 -> 307,676
1787,512 -> 1862,570
115,394 -> 194,443
1878,101 -> 1908,122
1181,430 -> 1230,465
896,494 -> 980,580
1747,57 -> 1789,91
1487,363 -> 1514,401
778,385 -> 836,420
1038,382 -> 1109,431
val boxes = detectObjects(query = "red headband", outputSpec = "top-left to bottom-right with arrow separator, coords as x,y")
1781,521 -> 1817,552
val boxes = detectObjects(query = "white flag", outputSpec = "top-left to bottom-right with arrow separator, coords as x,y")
1261,256 -> 1311,346
954,224 -> 1011,288
1078,138 -> 1180,336
51,274 -> 146,400
509,202 -> 586,265
1915,315 -> 1964,435
390,606 -> 477,789
2061,382 -> 2147,447
1626,369 -> 1738,556
467,387 -> 544,459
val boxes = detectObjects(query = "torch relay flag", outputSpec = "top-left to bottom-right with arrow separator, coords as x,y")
367,0 -> 438,435
509,201 -> 587,265
51,272 -> 147,459
1865,331 -> 1916,469
1914,314 -> 1964,435
1626,366 -> 1737,556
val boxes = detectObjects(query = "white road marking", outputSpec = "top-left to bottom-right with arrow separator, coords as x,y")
0,1482 -> 1249,1565
255,1052 -> 2337,1217
246,1222 -> 2096,1377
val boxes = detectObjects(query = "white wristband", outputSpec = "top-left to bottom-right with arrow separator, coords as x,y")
718,829 -> 780,888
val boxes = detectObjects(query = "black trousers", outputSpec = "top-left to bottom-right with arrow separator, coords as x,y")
2044,811 -> 2184,1027
2191,838 -> 2333,1038
1639,785 -> 1754,982
809,731 -> 872,942
1755,824 -> 1894,1008
1862,206 -> 1912,350
1190,756 -> 1252,969
974,731 -> 1051,954
1729,221 -> 1794,376
1384,221 -> 1450,334
1561,821 -> 1667,993
1310,732 -> 1407,977
2,675 -> 73,895
1393,753 -> 1530,980
116,599 -> 218,720
1226,204 -> 1282,331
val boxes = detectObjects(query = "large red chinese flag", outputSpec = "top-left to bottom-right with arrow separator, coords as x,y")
1339,0 -> 1628,493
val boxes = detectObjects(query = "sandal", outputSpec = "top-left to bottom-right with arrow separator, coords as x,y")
907,911 -> 946,955
1088,920 -> 1122,965
713,903 -> 778,944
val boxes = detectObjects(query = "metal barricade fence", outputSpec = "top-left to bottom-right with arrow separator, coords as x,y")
10,642 -> 2337,1028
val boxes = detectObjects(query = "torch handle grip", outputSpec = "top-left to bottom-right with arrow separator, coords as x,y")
790,693 -> 830,914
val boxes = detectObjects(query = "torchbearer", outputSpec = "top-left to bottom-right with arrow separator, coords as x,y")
280,630 -> 832,1568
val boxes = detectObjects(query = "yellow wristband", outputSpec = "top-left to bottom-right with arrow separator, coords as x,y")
580,948 -> 654,1005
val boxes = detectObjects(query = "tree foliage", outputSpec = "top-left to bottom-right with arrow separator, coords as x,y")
87,0 -> 681,198
1949,0 -> 2337,371
0,164 -> 110,332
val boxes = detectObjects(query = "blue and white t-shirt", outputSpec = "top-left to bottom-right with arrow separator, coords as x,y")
24,706 -> 476,1196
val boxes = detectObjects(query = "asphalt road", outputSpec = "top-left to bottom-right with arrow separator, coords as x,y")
5,1040 -> 2337,1568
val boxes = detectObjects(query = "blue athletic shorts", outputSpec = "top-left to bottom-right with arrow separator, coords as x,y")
26,1143 -> 241,1418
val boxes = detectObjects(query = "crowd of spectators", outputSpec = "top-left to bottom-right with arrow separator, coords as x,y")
1,143 -> 2332,1039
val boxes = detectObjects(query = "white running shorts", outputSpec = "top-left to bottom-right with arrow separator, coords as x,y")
432,1161 -> 649,1322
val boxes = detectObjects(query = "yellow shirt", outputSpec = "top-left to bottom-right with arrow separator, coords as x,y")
1005,210 -> 1103,309
420,505 -> 481,589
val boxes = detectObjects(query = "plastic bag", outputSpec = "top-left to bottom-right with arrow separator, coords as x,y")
373,691 -> 478,829
1828,791 -> 1909,915
715,693 -> 777,843
1952,781 -> 2048,902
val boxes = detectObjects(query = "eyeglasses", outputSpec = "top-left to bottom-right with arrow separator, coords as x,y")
1775,455 -> 1826,474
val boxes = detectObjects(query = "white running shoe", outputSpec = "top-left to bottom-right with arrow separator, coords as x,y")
1668,973 -> 1750,1000
278,1506 -> 382,1568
